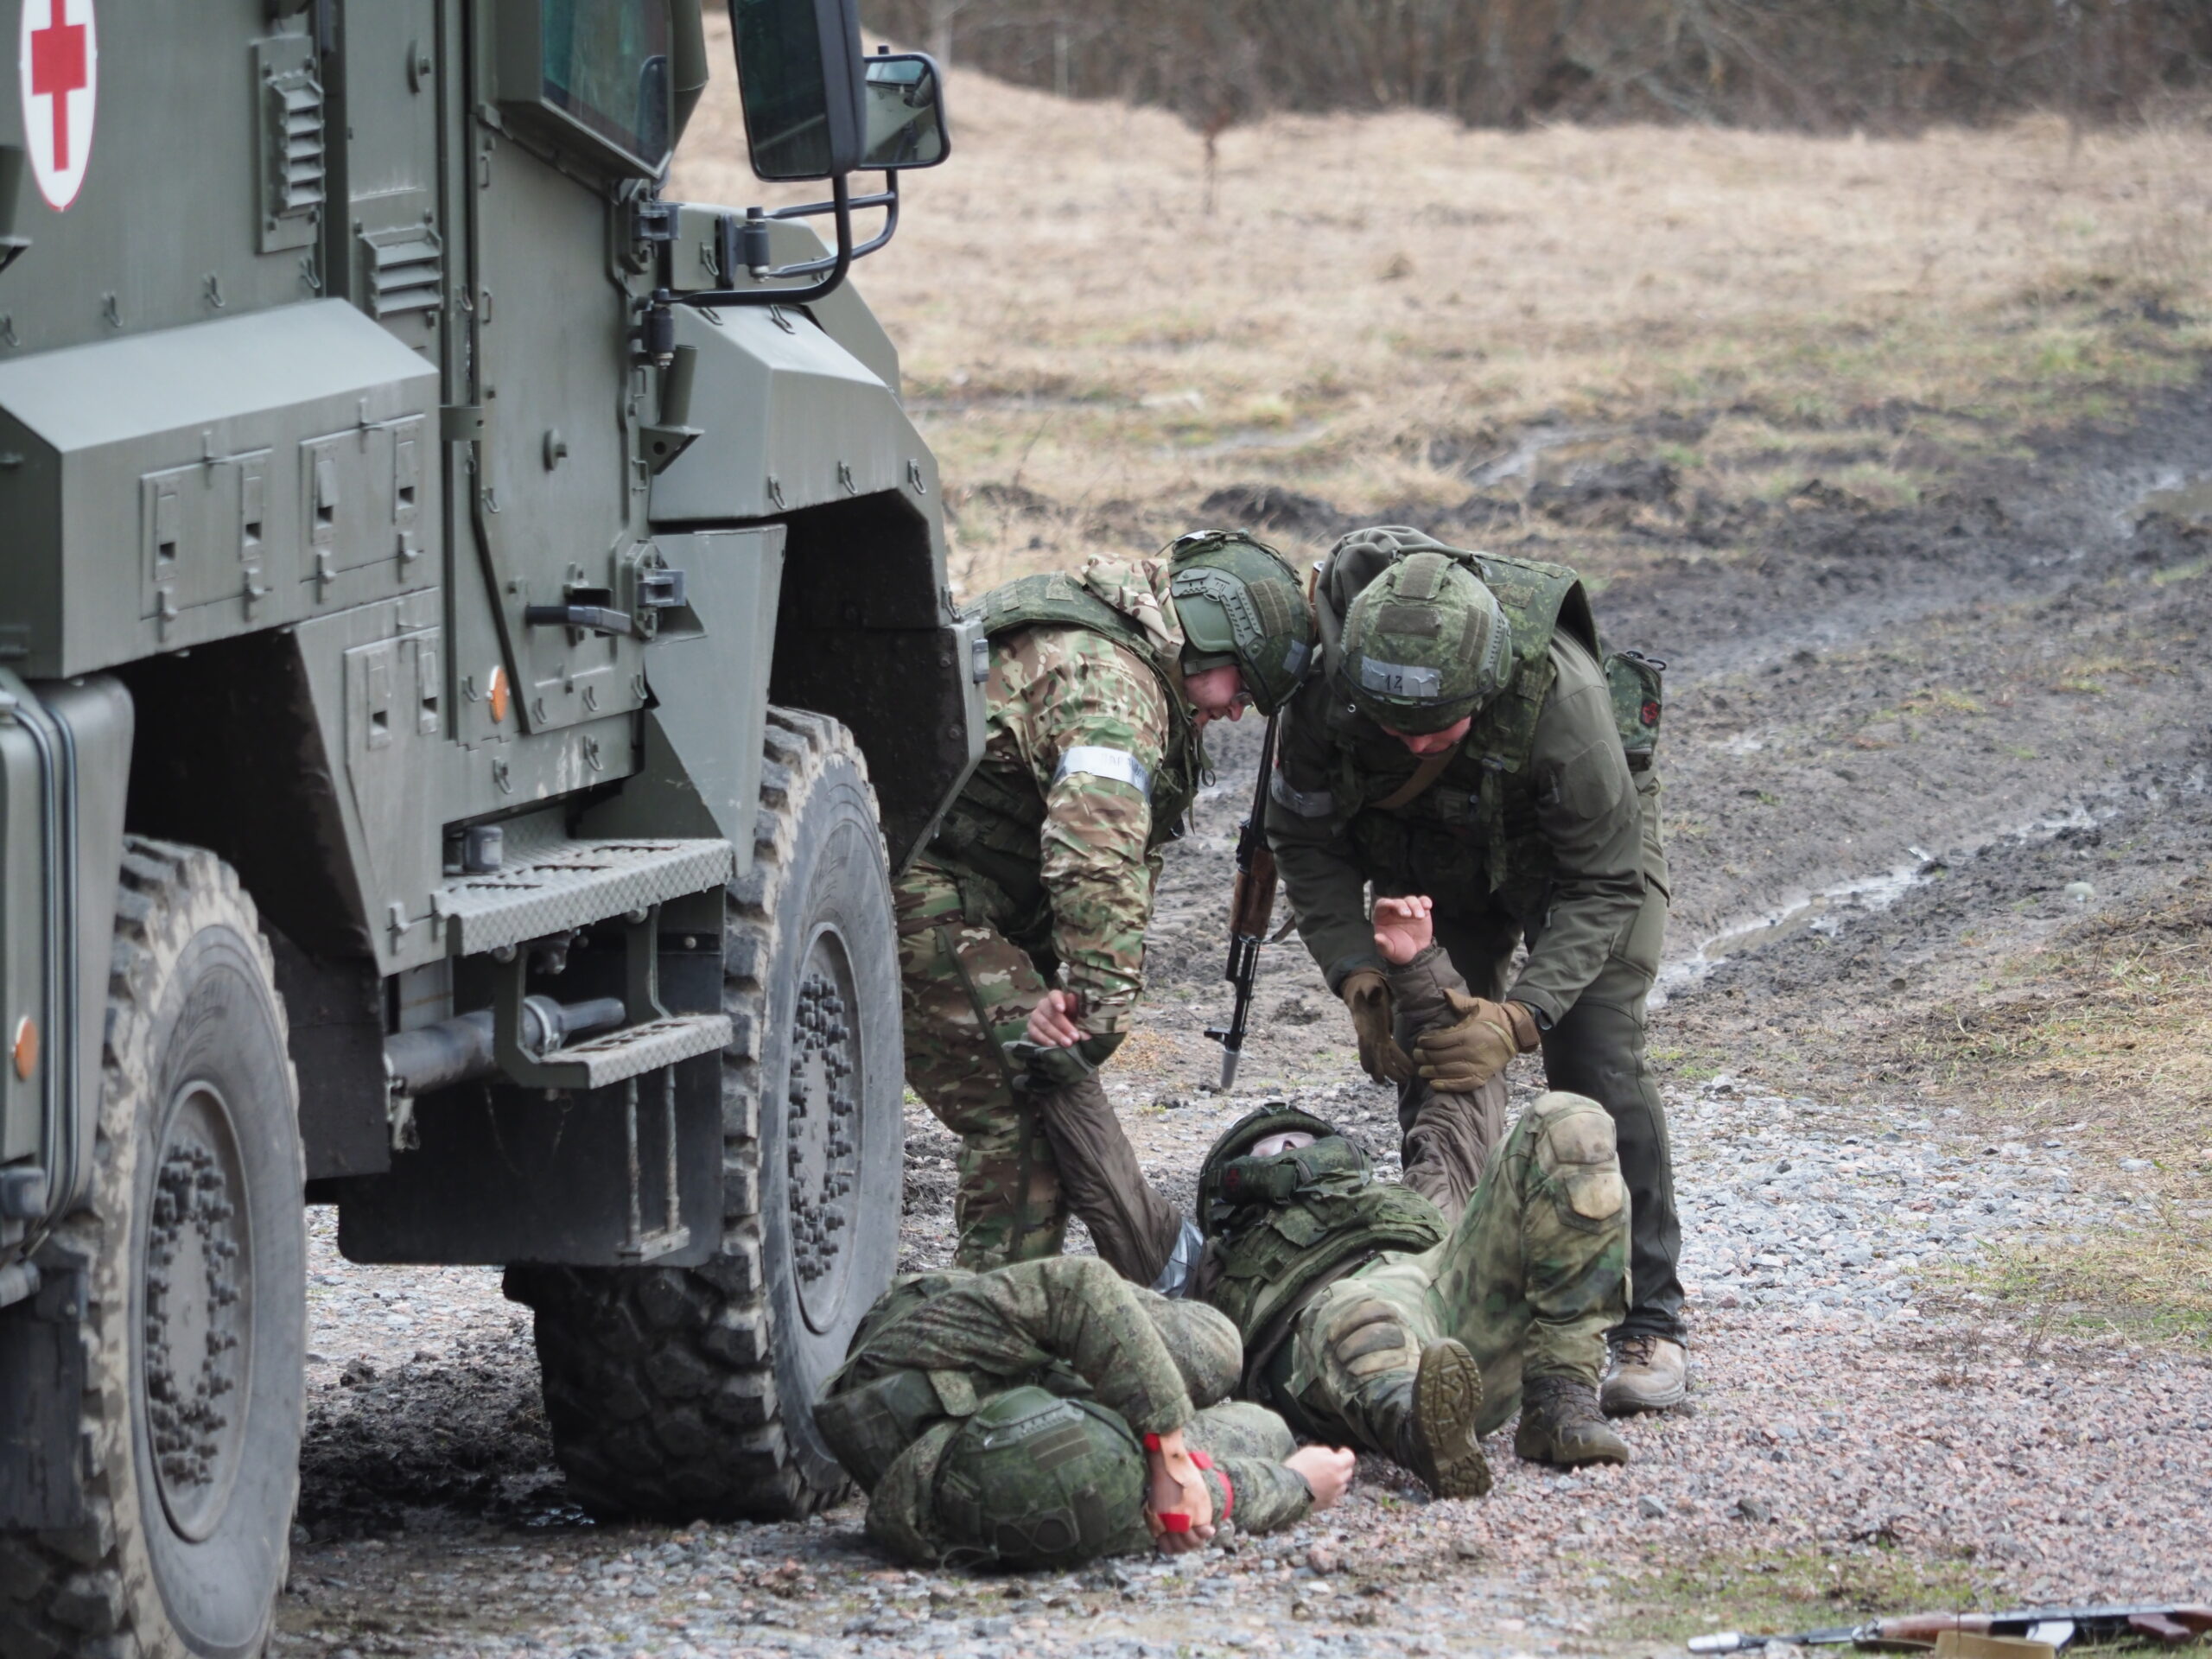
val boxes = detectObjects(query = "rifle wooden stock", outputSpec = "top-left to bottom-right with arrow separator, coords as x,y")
1229,845 -> 1277,941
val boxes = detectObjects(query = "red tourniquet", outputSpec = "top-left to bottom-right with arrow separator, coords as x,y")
1141,1438 -> 1233,1523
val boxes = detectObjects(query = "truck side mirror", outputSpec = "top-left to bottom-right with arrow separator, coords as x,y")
728,0 -> 865,181
860,52 -> 950,171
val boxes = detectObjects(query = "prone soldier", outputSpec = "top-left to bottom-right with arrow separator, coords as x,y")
1263,524 -> 1688,1413
815,1256 -> 1356,1567
902,532 -> 1314,1287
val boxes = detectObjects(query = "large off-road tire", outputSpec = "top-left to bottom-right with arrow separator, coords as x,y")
509,709 -> 905,1518
1,840 -> 304,1659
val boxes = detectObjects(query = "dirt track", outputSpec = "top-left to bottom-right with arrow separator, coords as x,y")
272,372 -> 2212,1658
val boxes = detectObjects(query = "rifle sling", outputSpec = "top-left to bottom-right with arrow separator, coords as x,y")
1372,736 -> 1465,811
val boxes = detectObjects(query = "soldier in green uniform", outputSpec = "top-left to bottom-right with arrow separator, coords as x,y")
816,1255 -> 1356,1567
902,532 -> 1314,1289
1190,896 -> 1636,1486
1263,525 -> 1687,1414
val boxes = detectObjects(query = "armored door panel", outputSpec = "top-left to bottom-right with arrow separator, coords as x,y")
340,0 -> 443,355
296,414 -> 432,607
137,452 -> 272,622
469,132 -> 643,734
343,627 -> 441,896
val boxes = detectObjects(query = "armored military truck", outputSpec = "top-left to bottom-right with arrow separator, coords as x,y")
0,0 -> 975,1650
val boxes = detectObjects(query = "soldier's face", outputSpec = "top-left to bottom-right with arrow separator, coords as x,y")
1184,665 -> 1249,728
1382,715 -> 1473,755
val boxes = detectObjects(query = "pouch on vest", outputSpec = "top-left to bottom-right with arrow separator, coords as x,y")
814,1367 -> 951,1491
1602,650 -> 1665,772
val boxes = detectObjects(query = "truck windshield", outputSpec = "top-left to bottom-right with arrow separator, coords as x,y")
542,0 -> 673,169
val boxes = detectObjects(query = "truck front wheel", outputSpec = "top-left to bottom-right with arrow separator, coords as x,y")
1,840 -> 304,1659
511,709 -> 905,1517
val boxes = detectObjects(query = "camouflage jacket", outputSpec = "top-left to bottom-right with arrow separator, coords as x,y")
1266,553 -> 1661,1022
926,557 -> 1205,1038
817,1262 -> 1316,1564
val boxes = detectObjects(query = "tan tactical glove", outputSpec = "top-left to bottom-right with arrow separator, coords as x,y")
1414,991 -> 1541,1093
1339,969 -> 1414,1085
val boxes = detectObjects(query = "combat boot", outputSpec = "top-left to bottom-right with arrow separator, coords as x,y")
1515,1374 -> 1631,1468
1600,1334 -> 1688,1415
1382,1339 -> 1492,1498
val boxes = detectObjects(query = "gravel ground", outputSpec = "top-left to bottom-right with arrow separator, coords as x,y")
270,381 -> 2212,1656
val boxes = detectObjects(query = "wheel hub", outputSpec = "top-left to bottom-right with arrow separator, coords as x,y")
786,933 -> 861,1332
142,1083 -> 252,1543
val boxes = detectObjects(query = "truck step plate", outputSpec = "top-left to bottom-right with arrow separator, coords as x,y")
540,1013 -> 734,1091
434,837 -> 734,955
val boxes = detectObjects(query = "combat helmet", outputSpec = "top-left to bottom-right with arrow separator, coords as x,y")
1338,541 -> 1513,734
1165,530 -> 1315,715
928,1388 -> 1148,1568
1195,1103 -> 1368,1233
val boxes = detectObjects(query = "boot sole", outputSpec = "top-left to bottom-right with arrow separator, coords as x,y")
1599,1371 -> 1688,1416
1514,1422 -> 1631,1468
1413,1340 -> 1493,1499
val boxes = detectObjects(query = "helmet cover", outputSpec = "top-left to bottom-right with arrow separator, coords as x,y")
1165,530 -> 1315,716
1338,550 -> 1513,734
930,1389 -> 1147,1568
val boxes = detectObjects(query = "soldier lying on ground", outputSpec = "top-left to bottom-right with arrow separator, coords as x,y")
1188,894 -> 1635,1496
900,531 -> 1314,1288
815,1255 -> 1356,1568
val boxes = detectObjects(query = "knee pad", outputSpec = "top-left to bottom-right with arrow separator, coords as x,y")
1530,1093 -> 1625,1224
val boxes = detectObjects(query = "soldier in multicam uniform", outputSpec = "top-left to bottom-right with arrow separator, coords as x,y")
901,531 -> 1313,1287
815,1255 -> 1355,1567
1189,888 -> 1634,1489
1263,525 -> 1688,1414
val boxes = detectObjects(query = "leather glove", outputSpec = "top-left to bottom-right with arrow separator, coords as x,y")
1414,990 -> 1538,1093
1004,1033 -> 1122,1091
1339,969 -> 1413,1085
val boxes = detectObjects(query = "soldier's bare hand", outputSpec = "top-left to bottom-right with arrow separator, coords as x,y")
1285,1445 -> 1357,1511
1371,894 -> 1434,965
1142,1428 -> 1216,1553
1025,989 -> 1087,1048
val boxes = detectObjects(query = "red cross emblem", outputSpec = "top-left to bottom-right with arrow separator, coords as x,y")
18,0 -> 99,210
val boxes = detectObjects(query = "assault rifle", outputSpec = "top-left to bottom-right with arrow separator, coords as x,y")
1689,1605 -> 2212,1654
1205,714 -> 1280,1091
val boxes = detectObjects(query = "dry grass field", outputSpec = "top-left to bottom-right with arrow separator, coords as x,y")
675,22 -> 2212,592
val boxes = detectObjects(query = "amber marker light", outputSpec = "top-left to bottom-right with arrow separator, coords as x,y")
10,1016 -> 35,1081
487,664 -> 511,725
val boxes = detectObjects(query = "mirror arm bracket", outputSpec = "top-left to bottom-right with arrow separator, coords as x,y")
669,173 -> 857,310
765,172 -> 899,274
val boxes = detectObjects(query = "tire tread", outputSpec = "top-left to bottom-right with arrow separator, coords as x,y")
508,710 -> 888,1521
2,837 -> 298,1659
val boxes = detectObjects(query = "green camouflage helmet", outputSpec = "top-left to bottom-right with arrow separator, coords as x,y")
1196,1104 -> 1362,1230
930,1388 -> 1147,1568
1338,548 -> 1513,734
1166,530 -> 1315,715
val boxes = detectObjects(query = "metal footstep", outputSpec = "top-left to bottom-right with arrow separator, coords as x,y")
431,836 -> 734,955
522,1011 -> 730,1092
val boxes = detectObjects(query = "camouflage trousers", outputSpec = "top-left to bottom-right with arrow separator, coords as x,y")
1276,1091 -> 1630,1452
895,857 -> 1182,1280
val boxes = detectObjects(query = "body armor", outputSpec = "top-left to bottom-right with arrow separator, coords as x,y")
1190,1107 -> 1448,1395
1314,531 -> 1663,925
926,569 -> 1205,921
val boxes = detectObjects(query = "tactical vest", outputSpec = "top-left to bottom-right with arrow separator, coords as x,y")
1192,1133 -> 1448,1395
927,572 -> 1205,918
1321,550 -> 1658,924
